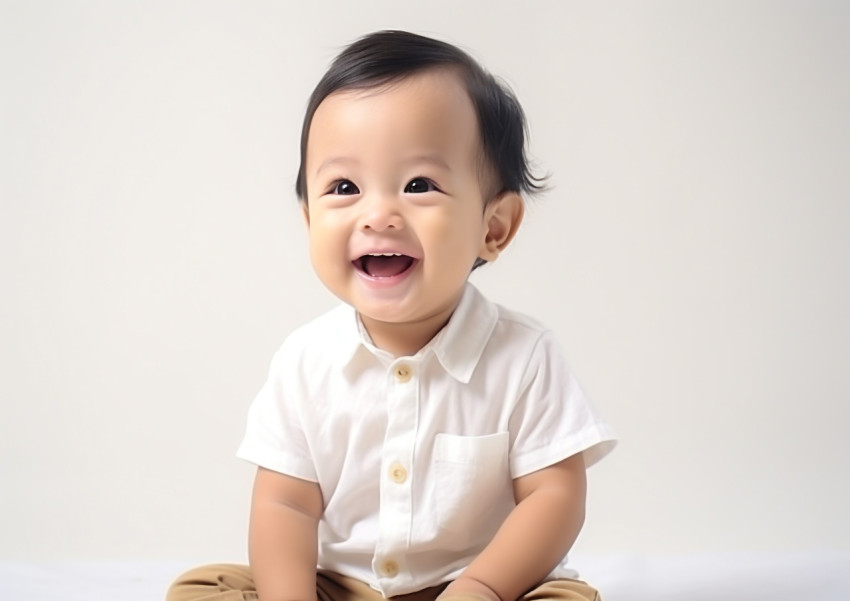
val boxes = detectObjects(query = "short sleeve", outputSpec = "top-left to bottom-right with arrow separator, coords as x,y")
236,345 -> 319,482
508,331 -> 617,478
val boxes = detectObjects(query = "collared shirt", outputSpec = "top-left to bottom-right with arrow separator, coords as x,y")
237,283 -> 616,597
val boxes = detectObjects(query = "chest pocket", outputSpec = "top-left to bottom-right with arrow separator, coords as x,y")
433,431 -> 511,535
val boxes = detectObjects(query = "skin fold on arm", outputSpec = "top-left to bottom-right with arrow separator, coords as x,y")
439,453 -> 587,601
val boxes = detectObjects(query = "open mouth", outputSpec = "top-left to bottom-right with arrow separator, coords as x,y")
354,253 -> 416,278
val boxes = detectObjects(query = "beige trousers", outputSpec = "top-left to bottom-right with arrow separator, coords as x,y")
166,565 -> 601,601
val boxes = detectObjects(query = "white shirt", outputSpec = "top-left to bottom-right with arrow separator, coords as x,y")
237,283 -> 616,597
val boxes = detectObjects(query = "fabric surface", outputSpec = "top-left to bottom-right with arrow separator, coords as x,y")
165,564 -> 599,601
236,283 -> 616,595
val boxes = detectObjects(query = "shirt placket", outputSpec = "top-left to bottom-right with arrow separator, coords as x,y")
372,357 -> 419,594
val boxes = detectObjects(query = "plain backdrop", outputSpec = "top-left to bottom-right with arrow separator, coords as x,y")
2,1 -> 848,563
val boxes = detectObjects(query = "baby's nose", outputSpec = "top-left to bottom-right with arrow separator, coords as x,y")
360,195 -> 405,231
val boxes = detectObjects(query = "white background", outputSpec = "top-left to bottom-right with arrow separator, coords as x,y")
2,1 -> 848,563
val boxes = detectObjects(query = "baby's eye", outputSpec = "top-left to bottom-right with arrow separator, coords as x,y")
332,180 -> 360,195
404,177 -> 437,194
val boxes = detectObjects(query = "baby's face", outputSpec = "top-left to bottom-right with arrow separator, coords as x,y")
302,68 -> 497,348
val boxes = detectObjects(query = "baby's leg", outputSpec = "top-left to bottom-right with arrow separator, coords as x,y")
519,578 -> 602,601
166,564 -> 256,601
166,565 -> 449,601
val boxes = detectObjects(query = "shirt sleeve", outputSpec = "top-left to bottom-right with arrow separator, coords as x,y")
507,330 -> 617,479
236,343 -> 319,482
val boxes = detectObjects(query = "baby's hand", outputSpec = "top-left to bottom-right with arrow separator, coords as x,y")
439,576 -> 503,601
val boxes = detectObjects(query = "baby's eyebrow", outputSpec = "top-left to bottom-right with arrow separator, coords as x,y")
315,156 -> 358,175
315,154 -> 453,175
403,154 -> 452,172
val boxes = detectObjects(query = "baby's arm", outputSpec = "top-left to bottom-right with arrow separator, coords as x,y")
249,466 -> 324,601
440,453 -> 587,601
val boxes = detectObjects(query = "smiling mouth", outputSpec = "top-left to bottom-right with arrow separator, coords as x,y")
354,253 -> 416,277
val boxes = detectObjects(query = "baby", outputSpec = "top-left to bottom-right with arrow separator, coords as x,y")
167,29 -> 615,601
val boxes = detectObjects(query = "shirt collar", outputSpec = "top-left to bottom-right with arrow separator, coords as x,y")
332,303 -> 373,367
430,283 -> 499,383
337,282 -> 497,383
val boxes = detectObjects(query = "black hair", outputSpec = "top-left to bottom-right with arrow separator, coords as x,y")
295,30 -> 545,202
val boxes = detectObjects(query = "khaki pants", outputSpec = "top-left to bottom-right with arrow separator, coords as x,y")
166,565 -> 601,601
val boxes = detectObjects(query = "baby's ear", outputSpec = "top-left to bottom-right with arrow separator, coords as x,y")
300,201 -> 310,227
479,192 -> 524,262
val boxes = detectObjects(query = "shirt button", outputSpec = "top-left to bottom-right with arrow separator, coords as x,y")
381,559 -> 399,578
389,462 -> 407,484
394,364 -> 412,383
